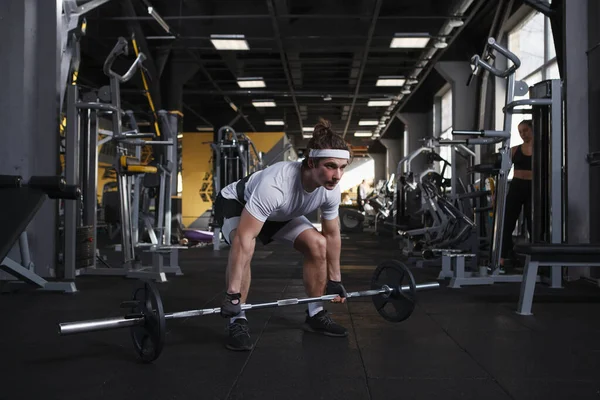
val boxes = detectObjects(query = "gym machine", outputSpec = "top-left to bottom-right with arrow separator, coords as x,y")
514,149 -> 597,315
210,126 -> 263,250
394,140 -> 482,268
431,37 -> 536,288
59,0 -> 112,113
63,37 -> 183,282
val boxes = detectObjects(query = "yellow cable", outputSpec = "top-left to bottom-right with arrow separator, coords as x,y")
131,35 -> 161,137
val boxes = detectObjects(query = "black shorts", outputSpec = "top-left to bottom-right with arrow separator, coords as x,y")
213,193 -> 293,245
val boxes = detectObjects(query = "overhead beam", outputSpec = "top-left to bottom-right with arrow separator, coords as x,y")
176,89 -> 399,98
342,0 -> 383,138
521,0 -> 553,15
95,14 -> 459,21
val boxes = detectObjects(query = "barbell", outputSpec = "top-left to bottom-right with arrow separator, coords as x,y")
58,260 -> 439,363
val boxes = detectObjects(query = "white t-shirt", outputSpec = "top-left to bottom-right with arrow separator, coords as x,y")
220,161 -> 340,222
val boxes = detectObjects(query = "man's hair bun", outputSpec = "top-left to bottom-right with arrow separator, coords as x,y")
312,118 -> 333,138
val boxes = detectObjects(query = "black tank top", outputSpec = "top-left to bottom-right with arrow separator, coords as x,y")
513,145 -> 531,171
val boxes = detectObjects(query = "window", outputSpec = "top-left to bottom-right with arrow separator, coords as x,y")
509,12 -> 545,81
439,89 -> 453,180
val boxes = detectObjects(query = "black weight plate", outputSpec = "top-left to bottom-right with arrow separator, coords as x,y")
129,281 -> 165,363
371,260 -> 417,322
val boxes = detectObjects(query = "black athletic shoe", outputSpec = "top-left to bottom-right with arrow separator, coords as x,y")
226,319 -> 253,351
304,310 -> 348,337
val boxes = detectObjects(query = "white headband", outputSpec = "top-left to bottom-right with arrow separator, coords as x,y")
308,149 -> 350,159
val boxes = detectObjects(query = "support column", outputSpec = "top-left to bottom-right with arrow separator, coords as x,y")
379,119 -> 405,179
380,139 -> 403,180
435,61 -> 478,192
398,112 -> 429,175
564,0 -> 590,250
367,140 -> 387,182
161,57 -> 200,190
589,0 -> 600,255
0,0 -> 61,278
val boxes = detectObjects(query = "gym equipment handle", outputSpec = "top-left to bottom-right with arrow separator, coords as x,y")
58,282 -> 439,336
452,130 -> 510,138
103,37 -> 147,83
469,37 -> 521,80
587,152 -> 600,167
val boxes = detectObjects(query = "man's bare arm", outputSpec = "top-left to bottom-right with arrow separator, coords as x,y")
321,216 -> 342,282
227,209 -> 264,294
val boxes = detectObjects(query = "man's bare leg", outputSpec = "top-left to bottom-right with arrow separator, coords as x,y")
293,228 -> 327,298
293,228 -> 348,337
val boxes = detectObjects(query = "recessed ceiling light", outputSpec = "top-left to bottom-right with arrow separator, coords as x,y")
302,127 -> 313,132
376,76 -> 406,87
265,119 -> 284,126
210,34 -> 250,50
359,119 -> 379,126
237,77 -> 266,88
390,33 -> 431,48
368,99 -> 392,107
354,131 -> 373,137
252,100 -> 276,107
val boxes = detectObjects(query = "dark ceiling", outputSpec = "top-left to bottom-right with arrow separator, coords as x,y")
76,0 -> 511,151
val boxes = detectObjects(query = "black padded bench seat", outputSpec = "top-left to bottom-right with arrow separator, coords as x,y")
0,187 -> 47,262
515,242 -> 600,316
514,243 -> 600,263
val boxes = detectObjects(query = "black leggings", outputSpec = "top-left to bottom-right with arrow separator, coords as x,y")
501,178 -> 532,258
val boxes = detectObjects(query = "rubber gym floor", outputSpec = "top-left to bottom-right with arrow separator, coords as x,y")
1,233 -> 600,400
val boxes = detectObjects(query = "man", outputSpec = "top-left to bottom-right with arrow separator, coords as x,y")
213,119 -> 351,351
357,179 -> 369,212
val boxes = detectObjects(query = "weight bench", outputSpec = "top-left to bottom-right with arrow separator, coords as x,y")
515,243 -> 600,315
0,176 -> 80,292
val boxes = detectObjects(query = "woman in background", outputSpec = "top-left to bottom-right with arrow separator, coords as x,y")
500,119 -> 533,270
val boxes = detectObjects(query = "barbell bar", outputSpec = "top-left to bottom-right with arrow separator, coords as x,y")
59,281 -> 439,336
57,260 -> 440,363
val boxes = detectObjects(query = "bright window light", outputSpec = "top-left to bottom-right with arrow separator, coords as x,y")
210,34 -> 250,51
368,99 -> 392,107
354,131 -> 372,137
390,34 -> 431,48
265,119 -> 284,126
237,77 -> 266,88
359,119 -> 378,126
376,76 -> 406,87
252,100 -> 276,107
